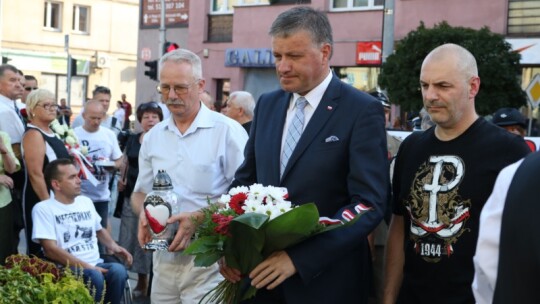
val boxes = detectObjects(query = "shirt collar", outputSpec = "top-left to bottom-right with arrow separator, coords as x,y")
163,101 -> 215,136
0,94 -> 14,107
291,70 -> 333,110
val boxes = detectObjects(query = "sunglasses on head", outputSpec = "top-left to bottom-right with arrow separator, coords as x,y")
25,87 -> 38,91
139,102 -> 160,111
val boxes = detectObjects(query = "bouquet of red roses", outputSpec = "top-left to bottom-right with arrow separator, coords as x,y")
184,184 -> 369,303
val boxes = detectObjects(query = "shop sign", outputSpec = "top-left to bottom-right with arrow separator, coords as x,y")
356,41 -> 382,65
225,48 -> 275,68
140,0 -> 189,29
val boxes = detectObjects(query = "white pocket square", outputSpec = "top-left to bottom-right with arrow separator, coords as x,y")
325,135 -> 339,143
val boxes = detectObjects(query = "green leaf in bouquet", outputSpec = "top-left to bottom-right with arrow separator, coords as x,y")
224,213 -> 268,274
184,235 -> 224,255
184,236 -> 225,267
262,203 -> 320,256
233,212 -> 269,229
193,251 -> 223,267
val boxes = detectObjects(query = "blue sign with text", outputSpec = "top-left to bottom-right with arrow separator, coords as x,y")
225,48 -> 275,68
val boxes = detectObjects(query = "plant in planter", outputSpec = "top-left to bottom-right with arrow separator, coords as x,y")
0,254 -> 99,304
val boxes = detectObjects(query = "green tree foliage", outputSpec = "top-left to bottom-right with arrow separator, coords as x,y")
379,22 -> 526,115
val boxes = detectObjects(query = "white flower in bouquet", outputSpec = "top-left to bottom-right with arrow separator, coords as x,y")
241,197 -> 292,220
249,203 -> 283,220
248,183 -> 266,195
264,186 -> 288,203
229,186 -> 249,196
242,199 -> 260,213
49,119 -> 79,149
218,194 -> 232,205
80,145 -> 89,155
65,136 -> 77,147
50,120 -> 62,133
274,200 -> 293,214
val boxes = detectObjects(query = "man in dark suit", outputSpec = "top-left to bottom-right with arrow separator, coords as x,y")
492,152 -> 540,303
220,6 -> 389,304
472,152 -> 540,304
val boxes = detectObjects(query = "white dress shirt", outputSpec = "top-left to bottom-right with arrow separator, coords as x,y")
472,159 -> 523,304
0,94 -> 25,144
134,104 -> 248,213
158,102 -> 171,120
280,70 -> 332,157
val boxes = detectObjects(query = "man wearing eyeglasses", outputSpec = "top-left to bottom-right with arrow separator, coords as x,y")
21,75 -> 38,105
131,49 -> 248,303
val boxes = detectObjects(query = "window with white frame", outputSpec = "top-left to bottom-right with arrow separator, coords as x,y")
72,5 -> 90,33
44,1 -> 62,30
331,0 -> 384,11
211,0 -> 270,14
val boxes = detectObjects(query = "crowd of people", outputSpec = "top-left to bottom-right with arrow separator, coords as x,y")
0,5 -> 538,304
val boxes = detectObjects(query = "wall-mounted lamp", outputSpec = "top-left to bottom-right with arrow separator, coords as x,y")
203,48 -> 209,58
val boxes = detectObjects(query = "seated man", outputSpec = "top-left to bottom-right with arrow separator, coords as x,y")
31,158 -> 133,303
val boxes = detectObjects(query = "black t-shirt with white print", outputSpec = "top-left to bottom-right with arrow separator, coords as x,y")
392,118 -> 530,304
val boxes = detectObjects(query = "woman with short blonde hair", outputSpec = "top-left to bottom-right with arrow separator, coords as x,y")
22,89 -> 70,255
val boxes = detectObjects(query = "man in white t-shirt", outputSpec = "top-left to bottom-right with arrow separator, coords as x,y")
72,86 -> 122,135
32,158 -> 132,303
74,100 -> 123,239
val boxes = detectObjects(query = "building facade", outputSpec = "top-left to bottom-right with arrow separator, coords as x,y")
0,0 -> 139,115
136,0 -> 540,112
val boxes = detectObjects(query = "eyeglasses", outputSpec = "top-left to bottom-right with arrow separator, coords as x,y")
157,80 -> 199,96
139,102 -> 160,111
25,87 -> 38,91
37,103 -> 58,111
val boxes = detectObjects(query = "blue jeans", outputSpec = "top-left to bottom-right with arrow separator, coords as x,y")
77,262 -> 128,303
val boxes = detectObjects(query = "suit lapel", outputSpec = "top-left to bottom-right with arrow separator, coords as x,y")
281,76 -> 341,180
270,92 -> 292,185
